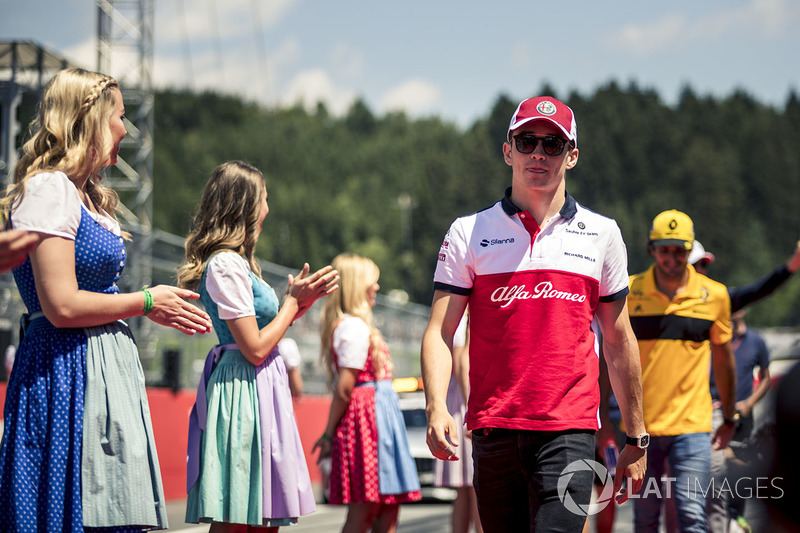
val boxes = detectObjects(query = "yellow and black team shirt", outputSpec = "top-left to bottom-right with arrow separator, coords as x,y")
628,265 -> 731,436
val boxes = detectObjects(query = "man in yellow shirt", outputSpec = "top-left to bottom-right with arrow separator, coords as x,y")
627,210 -> 737,533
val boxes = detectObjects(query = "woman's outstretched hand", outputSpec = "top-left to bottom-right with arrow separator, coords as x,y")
312,434 -> 333,464
0,230 -> 38,274
285,264 -> 340,321
145,285 -> 212,335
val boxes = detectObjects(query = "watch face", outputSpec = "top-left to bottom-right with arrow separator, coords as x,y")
639,434 -> 650,448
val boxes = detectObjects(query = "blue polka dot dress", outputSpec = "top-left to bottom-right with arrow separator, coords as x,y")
0,172 -> 168,532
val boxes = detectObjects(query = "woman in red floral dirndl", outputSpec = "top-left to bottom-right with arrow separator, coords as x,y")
314,253 -> 420,533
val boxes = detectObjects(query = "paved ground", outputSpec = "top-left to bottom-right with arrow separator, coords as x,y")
164,497 -> 638,532
165,495 -> 778,532
165,500 -> 453,532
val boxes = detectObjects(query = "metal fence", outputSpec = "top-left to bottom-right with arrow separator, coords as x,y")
0,229 -> 432,394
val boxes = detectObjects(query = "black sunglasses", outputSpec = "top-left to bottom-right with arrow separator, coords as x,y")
512,134 -> 572,156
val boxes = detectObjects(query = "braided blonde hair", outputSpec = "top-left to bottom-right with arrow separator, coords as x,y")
1,68 -> 123,224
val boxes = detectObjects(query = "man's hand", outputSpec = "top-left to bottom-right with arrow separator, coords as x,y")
735,399 -> 752,418
425,407 -> 460,461
614,446 -> 647,504
712,421 -> 736,451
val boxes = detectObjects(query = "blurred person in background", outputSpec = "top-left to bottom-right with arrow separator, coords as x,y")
707,310 -> 771,533
690,239 -> 798,532
278,336 -> 305,398
627,209 -> 737,533
690,239 -> 800,312
314,253 -> 420,533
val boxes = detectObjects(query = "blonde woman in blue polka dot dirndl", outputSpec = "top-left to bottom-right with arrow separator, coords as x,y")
0,68 -> 213,533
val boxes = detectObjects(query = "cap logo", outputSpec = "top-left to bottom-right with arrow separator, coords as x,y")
669,219 -> 678,230
536,101 -> 557,116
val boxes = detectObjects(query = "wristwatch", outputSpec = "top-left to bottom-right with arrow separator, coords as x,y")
723,411 -> 741,427
625,433 -> 650,449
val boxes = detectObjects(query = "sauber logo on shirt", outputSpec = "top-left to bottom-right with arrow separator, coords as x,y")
491,281 -> 587,308
480,237 -> 515,248
438,253 -> 446,262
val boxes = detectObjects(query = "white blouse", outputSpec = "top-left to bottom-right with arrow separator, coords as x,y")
12,171 -> 121,237
453,313 -> 468,348
278,337 -> 302,370
332,315 -> 371,371
204,252 -> 256,320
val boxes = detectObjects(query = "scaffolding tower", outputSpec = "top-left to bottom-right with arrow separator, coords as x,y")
0,41 -> 79,188
97,0 -> 157,358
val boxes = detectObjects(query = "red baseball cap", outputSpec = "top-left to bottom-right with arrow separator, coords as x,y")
507,96 -> 577,145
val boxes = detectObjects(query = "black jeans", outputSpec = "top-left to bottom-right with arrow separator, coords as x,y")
471,428 -> 595,533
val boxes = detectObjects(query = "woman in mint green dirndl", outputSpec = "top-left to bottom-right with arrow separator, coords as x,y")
180,161 -> 339,532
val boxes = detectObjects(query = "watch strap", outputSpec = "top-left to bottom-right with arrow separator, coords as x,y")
625,433 -> 650,449
723,411 -> 741,426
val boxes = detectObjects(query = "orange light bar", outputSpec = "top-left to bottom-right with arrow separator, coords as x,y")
392,377 -> 421,393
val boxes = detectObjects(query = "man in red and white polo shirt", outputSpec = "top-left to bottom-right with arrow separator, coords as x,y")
421,96 -> 648,532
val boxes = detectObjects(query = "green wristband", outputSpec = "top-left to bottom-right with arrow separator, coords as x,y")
141,288 -> 154,315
